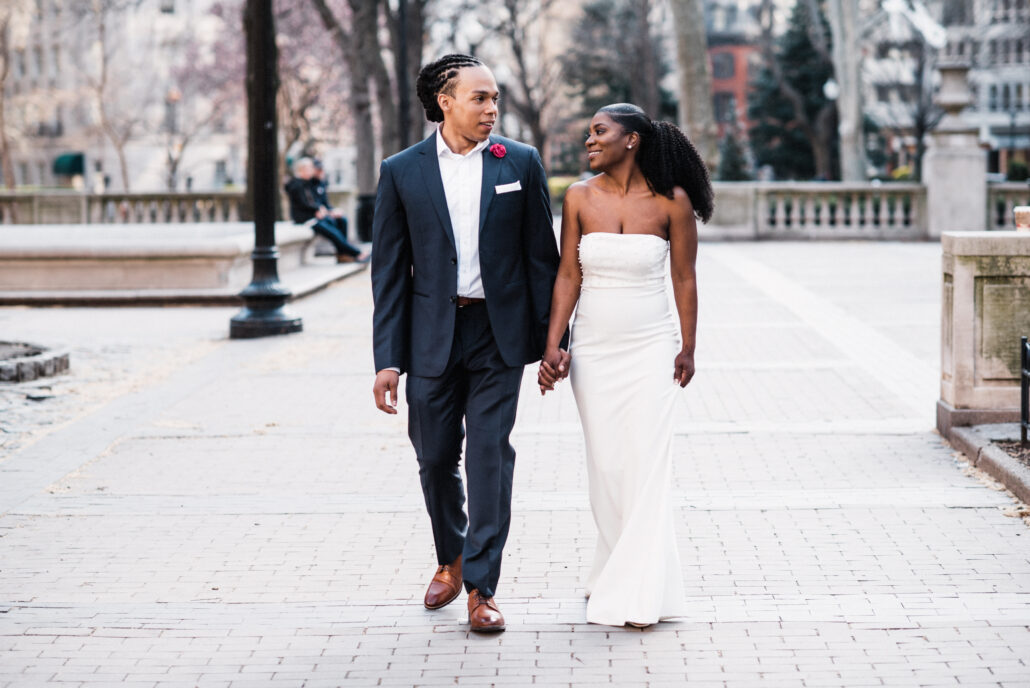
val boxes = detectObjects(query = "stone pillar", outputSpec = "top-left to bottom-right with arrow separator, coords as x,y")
924,62 -> 987,238
938,231 -> 1030,434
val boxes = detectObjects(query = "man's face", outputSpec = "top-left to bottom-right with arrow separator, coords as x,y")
439,65 -> 499,144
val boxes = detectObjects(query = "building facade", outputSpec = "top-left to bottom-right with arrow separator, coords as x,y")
1,0 -> 244,192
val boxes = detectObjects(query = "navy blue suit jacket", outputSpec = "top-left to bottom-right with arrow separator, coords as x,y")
371,133 -> 560,378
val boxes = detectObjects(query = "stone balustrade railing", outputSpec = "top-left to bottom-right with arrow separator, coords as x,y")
2,184 -> 1027,238
987,183 -> 1030,231
756,182 -> 927,239
0,189 -> 355,225
707,182 -> 928,239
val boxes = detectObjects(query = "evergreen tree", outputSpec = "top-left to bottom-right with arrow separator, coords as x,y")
717,132 -> 751,181
748,0 -> 838,180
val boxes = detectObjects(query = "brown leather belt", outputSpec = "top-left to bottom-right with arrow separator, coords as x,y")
456,296 -> 485,308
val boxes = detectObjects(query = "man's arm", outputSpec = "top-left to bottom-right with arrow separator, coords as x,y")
371,159 -> 412,374
371,160 -> 412,414
521,148 -> 565,352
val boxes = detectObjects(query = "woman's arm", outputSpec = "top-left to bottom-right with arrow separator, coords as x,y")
538,184 -> 586,393
667,186 -> 699,388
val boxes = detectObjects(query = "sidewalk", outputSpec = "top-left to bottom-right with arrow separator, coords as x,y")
1,241 -> 1028,688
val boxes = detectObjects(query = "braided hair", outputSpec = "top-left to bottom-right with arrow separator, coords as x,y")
416,54 -> 484,123
598,103 -> 714,223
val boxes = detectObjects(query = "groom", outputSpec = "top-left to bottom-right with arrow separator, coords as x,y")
371,54 -> 561,632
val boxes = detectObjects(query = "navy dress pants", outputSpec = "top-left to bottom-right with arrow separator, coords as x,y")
405,302 -> 523,599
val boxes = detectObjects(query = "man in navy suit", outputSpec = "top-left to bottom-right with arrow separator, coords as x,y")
371,54 -> 561,632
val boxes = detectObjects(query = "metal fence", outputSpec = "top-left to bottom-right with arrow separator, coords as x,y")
1022,336 -> 1029,447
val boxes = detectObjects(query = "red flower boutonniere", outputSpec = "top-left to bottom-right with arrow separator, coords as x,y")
489,143 -> 506,159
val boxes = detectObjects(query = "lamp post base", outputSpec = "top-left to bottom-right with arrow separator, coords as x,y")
229,307 -> 303,339
229,269 -> 303,339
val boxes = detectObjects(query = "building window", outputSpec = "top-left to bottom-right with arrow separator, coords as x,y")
14,49 -> 25,80
989,84 -> 998,111
160,0 -> 175,13
942,0 -> 972,25
713,92 -> 736,123
214,160 -> 227,187
712,52 -> 735,79
49,46 -> 59,83
1002,84 -> 1011,110
1016,84 -> 1024,111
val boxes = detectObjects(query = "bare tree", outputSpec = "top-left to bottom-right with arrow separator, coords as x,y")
384,0 -> 429,147
308,0 -> 377,194
0,5 -> 22,193
825,0 -> 866,180
69,0 -> 154,192
447,0 -> 565,164
669,0 -> 718,168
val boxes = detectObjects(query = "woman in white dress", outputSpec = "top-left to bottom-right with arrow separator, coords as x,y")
538,103 -> 713,627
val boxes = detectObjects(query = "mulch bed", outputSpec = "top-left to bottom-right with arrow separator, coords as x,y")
997,441 -> 1030,471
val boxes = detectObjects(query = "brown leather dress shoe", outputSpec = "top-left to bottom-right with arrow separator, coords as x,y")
423,555 -> 462,610
467,589 -> 505,632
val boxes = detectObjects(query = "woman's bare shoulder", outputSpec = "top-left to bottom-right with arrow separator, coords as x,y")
663,185 -> 694,216
562,179 -> 596,208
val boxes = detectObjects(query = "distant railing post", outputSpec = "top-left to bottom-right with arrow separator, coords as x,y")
1022,336 -> 1029,447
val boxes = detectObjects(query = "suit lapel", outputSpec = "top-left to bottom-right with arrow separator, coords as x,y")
418,135 -> 456,251
479,138 -> 503,234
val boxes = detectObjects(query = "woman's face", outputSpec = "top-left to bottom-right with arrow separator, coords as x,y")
585,112 -> 636,171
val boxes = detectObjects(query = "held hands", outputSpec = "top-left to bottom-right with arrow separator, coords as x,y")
538,348 -> 571,395
673,349 -> 695,388
373,369 -> 400,414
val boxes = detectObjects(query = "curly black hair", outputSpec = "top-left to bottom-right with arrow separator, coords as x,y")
598,103 -> 714,223
415,54 -> 484,123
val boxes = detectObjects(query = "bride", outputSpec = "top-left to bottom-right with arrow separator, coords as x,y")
538,103 -> 713,627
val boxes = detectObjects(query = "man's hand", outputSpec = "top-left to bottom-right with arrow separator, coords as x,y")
538,348 -> 571,395
373,369 -> 400,414
315,207 -> 328,219
330,208 -> 345,219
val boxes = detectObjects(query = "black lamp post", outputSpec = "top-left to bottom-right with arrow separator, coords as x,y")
230,0 -> 302,339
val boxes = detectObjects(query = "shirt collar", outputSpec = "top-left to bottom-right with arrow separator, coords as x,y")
436,126 -> 490,160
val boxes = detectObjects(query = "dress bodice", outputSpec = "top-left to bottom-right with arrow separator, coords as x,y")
578,232 -> 668,289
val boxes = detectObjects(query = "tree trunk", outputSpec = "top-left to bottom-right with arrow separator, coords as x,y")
668,0 -> 718,170
308,0 -> 376,194
826,0 -> 866,180
0,13 -> 17,200
352,0 -> 398,158
630,0 -> 659,118
386,0 -> 426,147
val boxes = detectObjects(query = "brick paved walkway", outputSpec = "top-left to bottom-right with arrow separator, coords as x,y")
1,242 -> 1028,687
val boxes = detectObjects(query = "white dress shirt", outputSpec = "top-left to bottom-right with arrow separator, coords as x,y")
437,128 -> 489,299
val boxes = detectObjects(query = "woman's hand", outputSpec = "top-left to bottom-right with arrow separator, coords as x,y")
673,349 -> 695,388
538,347 -> 571,395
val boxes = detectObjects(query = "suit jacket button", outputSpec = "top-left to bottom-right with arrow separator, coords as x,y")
450,258 -> 457,265
449,296 -> 457,303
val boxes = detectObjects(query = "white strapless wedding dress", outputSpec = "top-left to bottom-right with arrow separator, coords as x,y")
570,232 -> 687,626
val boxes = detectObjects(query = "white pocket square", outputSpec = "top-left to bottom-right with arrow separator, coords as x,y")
495,180 -> 522,194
